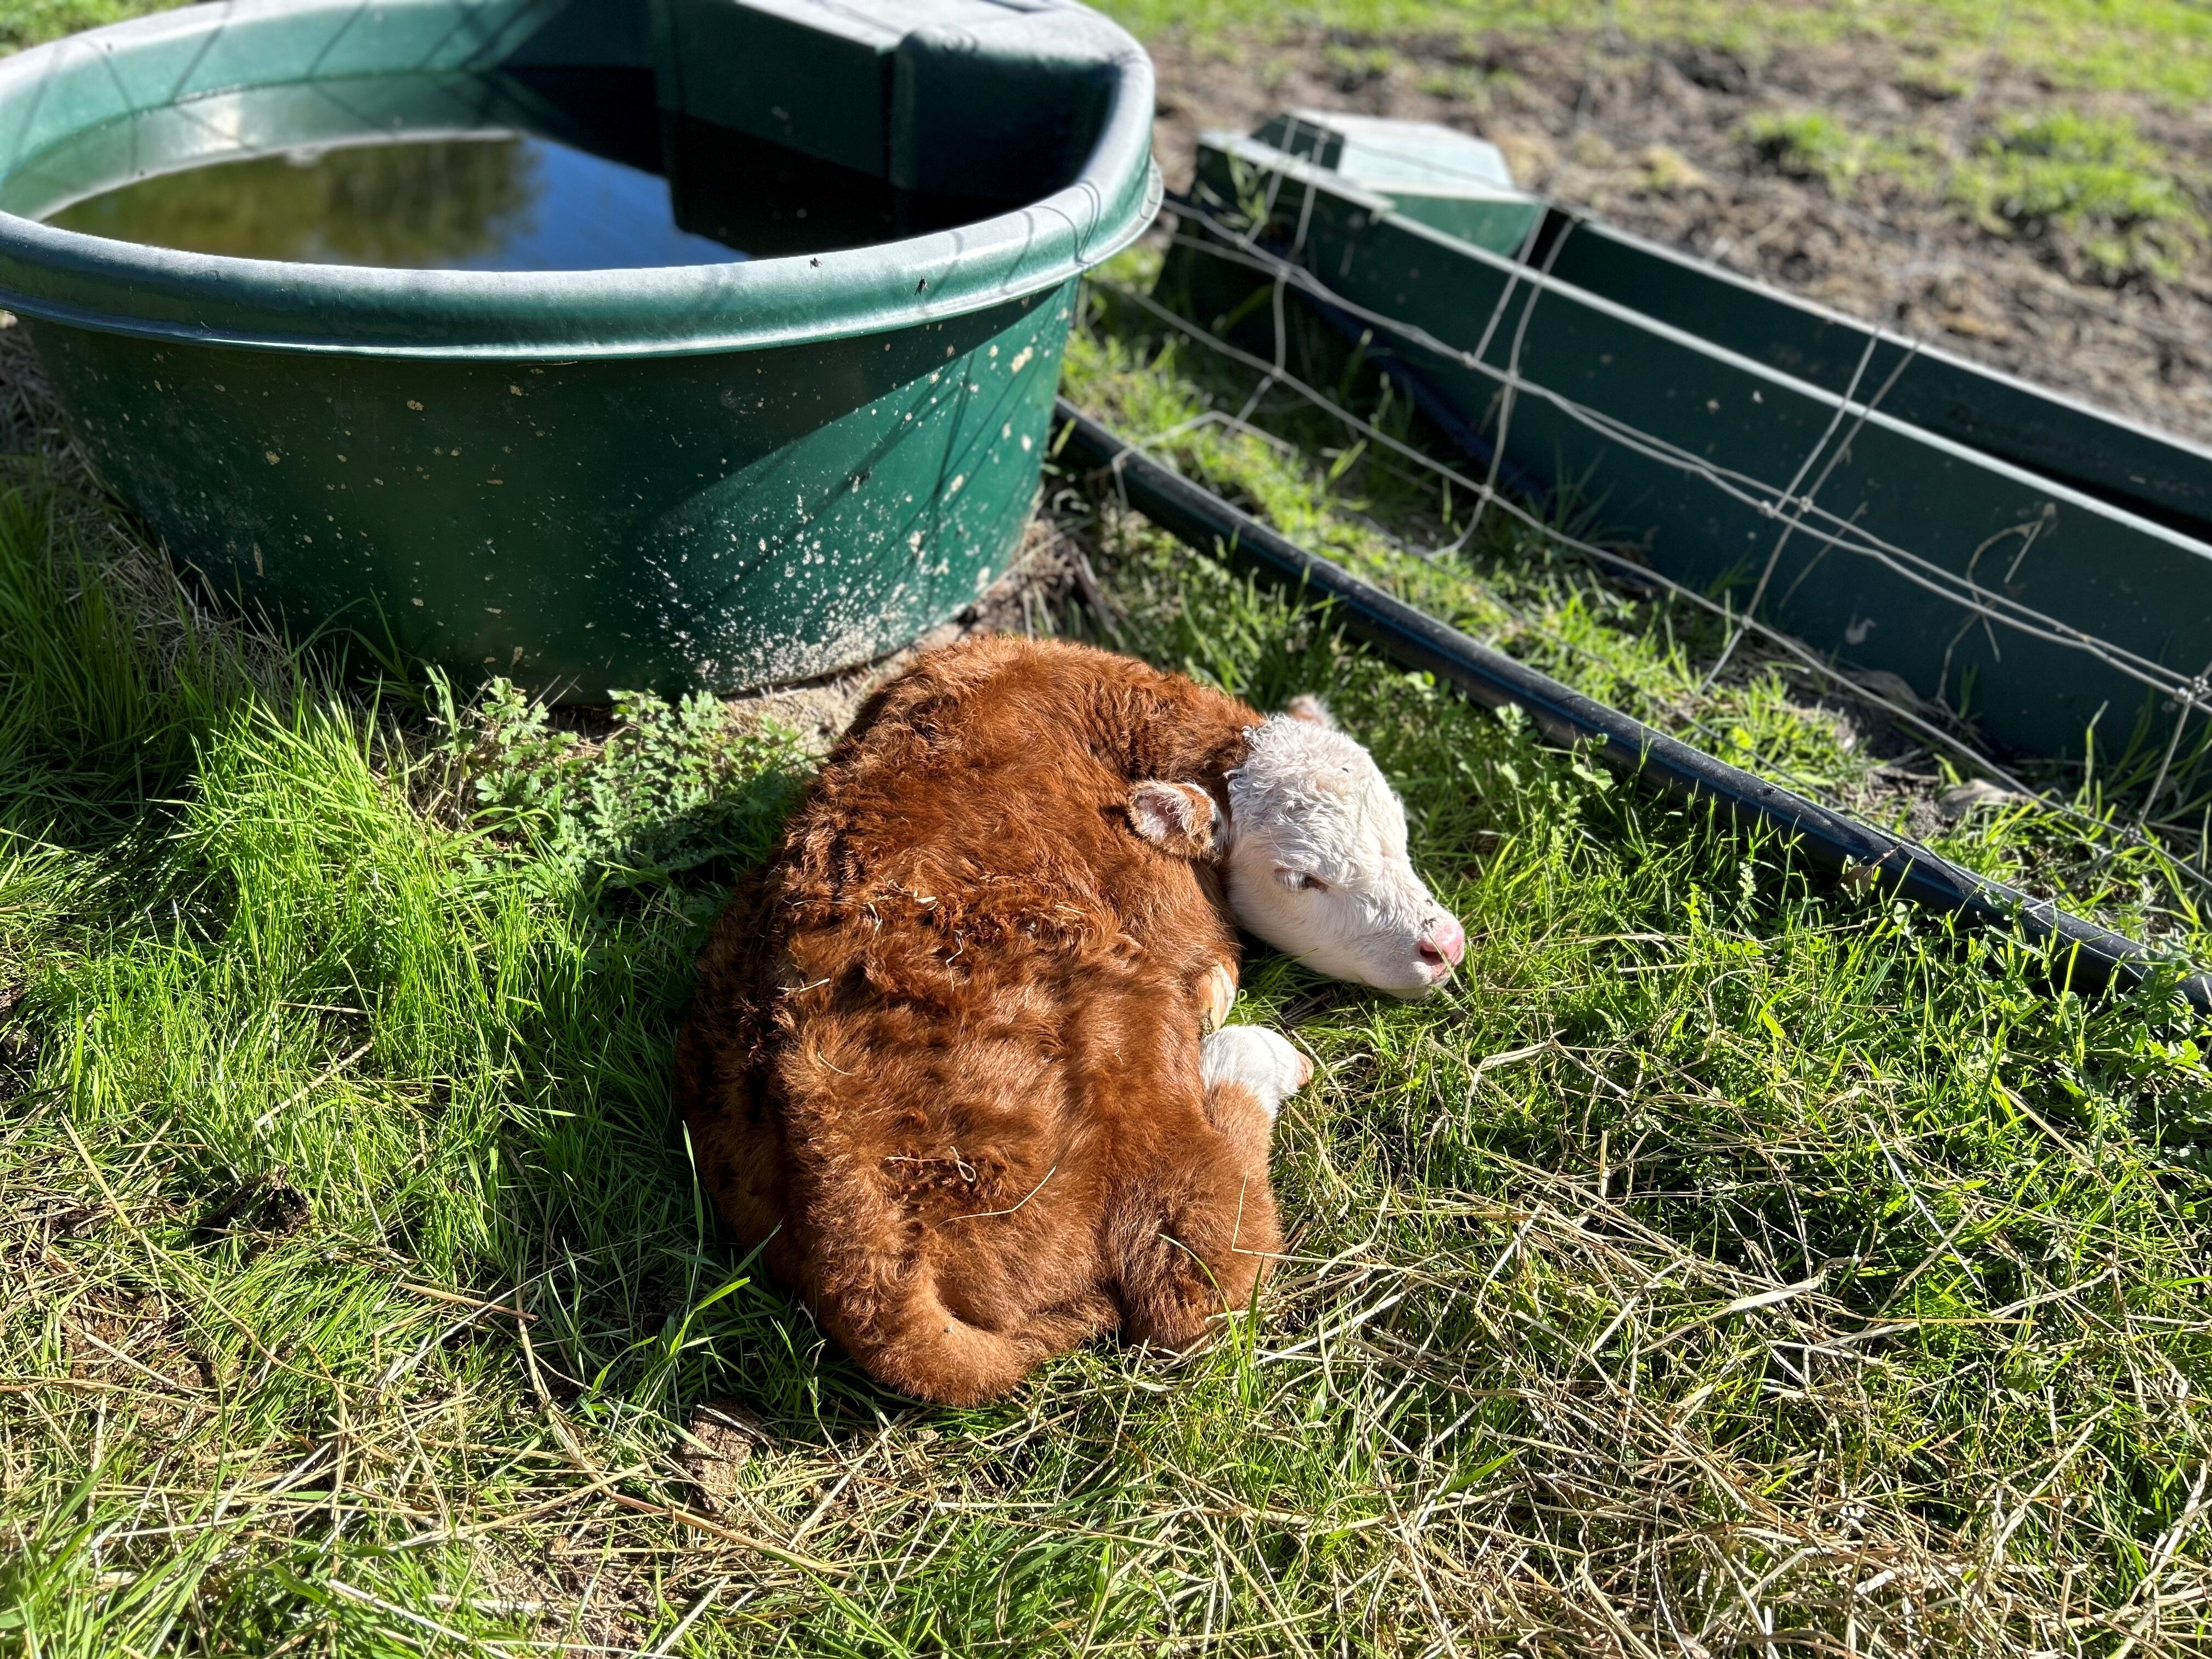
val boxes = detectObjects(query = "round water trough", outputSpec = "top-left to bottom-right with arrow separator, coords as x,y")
0,0 -> 1159,697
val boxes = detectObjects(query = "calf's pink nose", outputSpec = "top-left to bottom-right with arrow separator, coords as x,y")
1419,917 -> 1466,969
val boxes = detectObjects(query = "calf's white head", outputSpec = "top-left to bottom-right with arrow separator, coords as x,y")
1131,698 -> 1465,998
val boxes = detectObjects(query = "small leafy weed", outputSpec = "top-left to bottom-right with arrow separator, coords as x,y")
435,675 -> 811,884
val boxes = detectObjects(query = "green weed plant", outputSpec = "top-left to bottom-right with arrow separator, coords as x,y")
434,676 -> 810,884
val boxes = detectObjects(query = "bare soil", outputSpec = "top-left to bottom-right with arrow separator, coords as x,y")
1147,29 -> 2212,447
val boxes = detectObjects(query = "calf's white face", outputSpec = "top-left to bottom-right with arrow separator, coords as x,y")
1220,703 -> 1464,998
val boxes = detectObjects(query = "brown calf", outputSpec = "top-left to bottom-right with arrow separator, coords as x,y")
674,636 -> 1294,1406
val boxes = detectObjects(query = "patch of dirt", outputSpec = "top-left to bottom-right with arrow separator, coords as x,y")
1147,30 -> 2212,446
0,314 -> 56,460
676,1400 -> 766,1516
191,1169 -> 310,1253
475,1531 -> 660,1652
44,1288 -> 223,1440
0,981 -> 34,1108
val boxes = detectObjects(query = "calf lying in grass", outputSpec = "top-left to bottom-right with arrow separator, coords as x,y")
675,637 -> 1464,1404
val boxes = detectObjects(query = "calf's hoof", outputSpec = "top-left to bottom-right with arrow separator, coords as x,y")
1200,1025 -> 1313,1119
1196,962 -> 1238,1032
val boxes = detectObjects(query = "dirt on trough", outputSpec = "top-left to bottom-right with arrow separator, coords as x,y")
1146,27 -> 2212,449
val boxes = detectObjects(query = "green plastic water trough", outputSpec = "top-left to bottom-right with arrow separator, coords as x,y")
0,0 -> 1160,697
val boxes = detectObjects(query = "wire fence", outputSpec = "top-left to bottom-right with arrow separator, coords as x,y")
1065,171 -> 2212,932
1198,175 -> 2205,716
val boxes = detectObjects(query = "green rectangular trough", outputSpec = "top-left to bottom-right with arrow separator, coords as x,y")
1172,117 -> 2212,768
1527,217 -> 2212,549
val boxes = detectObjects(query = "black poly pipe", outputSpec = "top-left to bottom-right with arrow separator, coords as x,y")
1055,398 -> 2212,1018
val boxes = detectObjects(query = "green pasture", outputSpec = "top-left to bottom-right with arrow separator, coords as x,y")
2,252 -> 2209,1650
5,0 -> 2212,1653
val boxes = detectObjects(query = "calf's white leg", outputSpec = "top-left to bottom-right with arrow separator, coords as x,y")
1199,1026 -> 1313,1120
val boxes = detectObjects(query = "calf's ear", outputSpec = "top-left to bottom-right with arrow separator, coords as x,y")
1129,780 -> 1220,858
1284,695 -> 1336,729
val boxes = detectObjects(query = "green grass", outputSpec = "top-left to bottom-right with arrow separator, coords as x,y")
5,246 -> 2212,1651
1736,110 -> 1925,194
1956,110 -> 2210,283
2,0 -> 2212,1647
0,0 -> 180,51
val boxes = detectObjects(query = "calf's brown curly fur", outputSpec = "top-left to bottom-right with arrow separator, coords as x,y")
673,636 -> 1282,1406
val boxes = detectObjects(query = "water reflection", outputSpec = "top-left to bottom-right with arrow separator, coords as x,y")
49,132 -> 748,271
